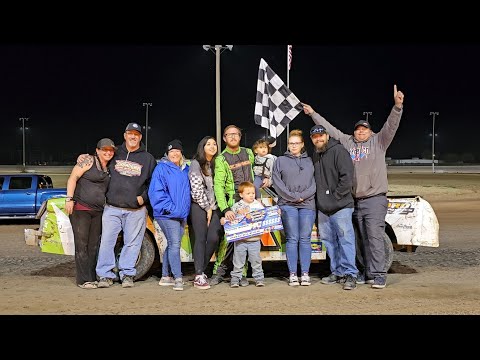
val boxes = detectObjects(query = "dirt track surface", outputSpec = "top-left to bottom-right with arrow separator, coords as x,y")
1,173 -> 480,315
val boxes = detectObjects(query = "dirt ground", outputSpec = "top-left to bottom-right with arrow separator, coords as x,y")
1,173 -> 479,315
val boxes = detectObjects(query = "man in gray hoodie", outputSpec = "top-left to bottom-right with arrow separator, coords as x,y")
303,85 -> 405,289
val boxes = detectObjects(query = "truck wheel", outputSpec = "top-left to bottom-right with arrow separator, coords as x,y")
113,232 -> 156,281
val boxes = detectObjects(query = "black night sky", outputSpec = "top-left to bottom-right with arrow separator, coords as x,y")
1,43 -> 480,164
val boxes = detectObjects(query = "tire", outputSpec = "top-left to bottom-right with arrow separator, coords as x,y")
113,231 -> 156,281
355,227 -> 394,273
383,232 -> 394,272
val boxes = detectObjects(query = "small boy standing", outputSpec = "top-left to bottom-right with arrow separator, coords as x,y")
221,181 -> 265,287
252,139 -> 277,199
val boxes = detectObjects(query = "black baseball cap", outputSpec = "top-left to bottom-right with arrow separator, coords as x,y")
310,124 -> 327,135
125,122 -> 142,134
354,120 -> 371,130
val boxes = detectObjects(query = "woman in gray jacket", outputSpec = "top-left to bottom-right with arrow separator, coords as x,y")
272,129 -> 316,287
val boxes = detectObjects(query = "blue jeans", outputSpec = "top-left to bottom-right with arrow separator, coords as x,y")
96,205 -> 147,280
280,205 -> 316,274
156,218 -> 186,279
254,175 -> 264,198
317,208 -> 358,277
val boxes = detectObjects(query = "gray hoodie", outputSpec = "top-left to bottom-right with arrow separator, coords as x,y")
271,150 -> 316,210
311,106 -> 402,199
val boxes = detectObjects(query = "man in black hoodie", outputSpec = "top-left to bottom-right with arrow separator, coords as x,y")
94,122 -> 157,288
309,125 -> 358,290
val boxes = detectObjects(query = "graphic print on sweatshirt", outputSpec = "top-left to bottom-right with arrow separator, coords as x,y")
114,159 -> 143,177
350,144 -> 370,162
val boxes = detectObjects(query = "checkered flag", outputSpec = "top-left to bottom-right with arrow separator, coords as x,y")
254,58 -> 303,141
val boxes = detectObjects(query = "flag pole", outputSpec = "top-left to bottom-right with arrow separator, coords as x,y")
286,45 -> 291,152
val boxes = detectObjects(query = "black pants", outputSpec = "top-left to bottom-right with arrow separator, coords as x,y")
70,209 -> 103,285
190,203 -> 223,275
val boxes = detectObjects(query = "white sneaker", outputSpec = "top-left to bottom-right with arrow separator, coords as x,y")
289,273 -> 300,286
193,274 -> 211,290
300,273 -> 311,286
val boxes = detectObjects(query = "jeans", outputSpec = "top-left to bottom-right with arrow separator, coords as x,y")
156,218 -> 186,279
253,175 -> 264,199
317,207 -> 358,277
231,240 -> 264,281
96,205 -> 147,280
280,205 -> 316,274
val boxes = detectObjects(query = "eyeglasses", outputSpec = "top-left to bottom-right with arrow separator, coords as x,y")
288,142 -> 302,146
101,148 -> 115,153
225,133 -> 241,138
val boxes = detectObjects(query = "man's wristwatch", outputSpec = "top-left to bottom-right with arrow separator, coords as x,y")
66,197 -> 74,202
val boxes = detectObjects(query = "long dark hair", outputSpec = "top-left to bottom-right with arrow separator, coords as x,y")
193,136 -> 218,177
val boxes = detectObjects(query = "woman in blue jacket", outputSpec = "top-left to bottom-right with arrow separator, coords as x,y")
148,139 -> 191,291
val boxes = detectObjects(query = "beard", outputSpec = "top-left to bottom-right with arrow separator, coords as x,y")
315,142 -> 328,152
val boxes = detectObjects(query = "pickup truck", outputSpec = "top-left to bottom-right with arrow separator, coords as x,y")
0,174 -> 67,219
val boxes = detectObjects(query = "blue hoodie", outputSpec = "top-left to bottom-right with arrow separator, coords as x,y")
148,156 -> 191,220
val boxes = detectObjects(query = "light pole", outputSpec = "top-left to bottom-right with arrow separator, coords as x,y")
363,111 -> 372,122
203,45 -> 233,147
19,117 -> 29,171
430,112 -> 439,174
142,102 -> 152,152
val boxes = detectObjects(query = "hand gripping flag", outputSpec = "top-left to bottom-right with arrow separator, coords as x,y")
254,58 -> 303,141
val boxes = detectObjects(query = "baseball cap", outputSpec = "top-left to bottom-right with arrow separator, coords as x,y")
354,120 -> 371,130
96,138 -> 117,150
125,122 -> 142,134
310,124 -> 327,135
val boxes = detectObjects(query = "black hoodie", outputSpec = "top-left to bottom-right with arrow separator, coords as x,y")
106,142 -> 157,209
312,138 -> 354,215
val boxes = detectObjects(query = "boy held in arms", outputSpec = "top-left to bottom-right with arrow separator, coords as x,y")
252,138 -> 277,200
220,181 -> 266,287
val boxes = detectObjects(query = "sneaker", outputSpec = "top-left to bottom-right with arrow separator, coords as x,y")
371,277 -> 386,289
366,278 -> 375,284
230,279 -> 240,288
97,277 -> 114,288
209,274 -> 223,286
173,278 -> 184,291
240,277 -> 249,287
356,273 -> 366,285
78,281 -> 97,289
255,280 -> 265,287
121,275 -> 134,288
289,273 -> 300,286
321,273 -> 342,285
158,276 -> 175,286
193,274 -> 211,290
300,273 -> 311,286
343,275 -> 357,290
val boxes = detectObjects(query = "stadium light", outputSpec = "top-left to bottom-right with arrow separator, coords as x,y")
19,117 -> 29,171
363,111 -> 372,122
142,102 -> 152,152
203,45 -> 233,147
